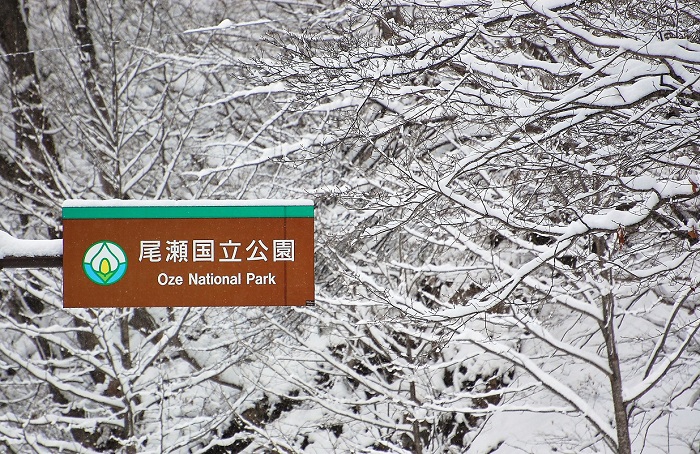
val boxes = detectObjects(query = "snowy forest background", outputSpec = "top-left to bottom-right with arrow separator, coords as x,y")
0,0 -> 699,452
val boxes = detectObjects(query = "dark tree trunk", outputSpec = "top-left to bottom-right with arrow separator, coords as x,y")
68,0 -> 119,198
0,0 -> 60,192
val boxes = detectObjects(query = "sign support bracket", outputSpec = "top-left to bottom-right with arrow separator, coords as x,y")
0,255 -> 62,269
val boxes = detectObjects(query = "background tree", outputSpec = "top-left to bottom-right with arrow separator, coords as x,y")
205,0 -> 700,452
0,0 -> 61,205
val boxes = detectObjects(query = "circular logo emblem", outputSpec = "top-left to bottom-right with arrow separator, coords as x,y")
83,241 -> 128,285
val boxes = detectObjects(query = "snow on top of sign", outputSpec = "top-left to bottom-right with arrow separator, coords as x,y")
62,199 -> 314,208
0,231 -> 62,259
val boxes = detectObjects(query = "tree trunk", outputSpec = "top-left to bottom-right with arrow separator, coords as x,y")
596,237 -> 633,454
68,0 -> 119,198
406,334 -> 423,454
0,0 -> 60,192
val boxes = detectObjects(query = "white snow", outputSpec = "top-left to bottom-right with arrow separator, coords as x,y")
0,231 -> 62,259
182,19 -> 271,34
62,199 -> 314,207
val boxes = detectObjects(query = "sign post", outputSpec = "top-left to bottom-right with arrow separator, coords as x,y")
62,200 -> 314,308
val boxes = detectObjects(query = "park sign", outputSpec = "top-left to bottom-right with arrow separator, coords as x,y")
62,200 -> 314,308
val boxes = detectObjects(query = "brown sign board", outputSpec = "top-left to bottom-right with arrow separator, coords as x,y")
62,200 -> 314,308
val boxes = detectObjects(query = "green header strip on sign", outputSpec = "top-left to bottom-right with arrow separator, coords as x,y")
63,205 -> 314,220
